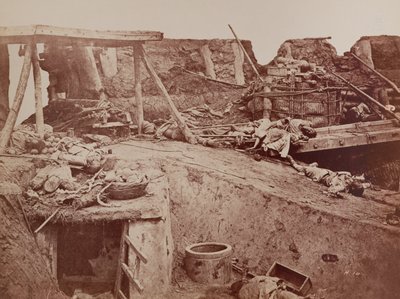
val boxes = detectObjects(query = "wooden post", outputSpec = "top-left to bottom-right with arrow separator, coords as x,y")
228,24 -> 263,83
31,44 -> 45,139
139,45 -> 197,144
0,45 -> 32,153
0,44 -> 9,130
200,44 -> 216,79
133,43 -> 144,134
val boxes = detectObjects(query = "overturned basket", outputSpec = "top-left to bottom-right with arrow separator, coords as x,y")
107,175 -> 149,200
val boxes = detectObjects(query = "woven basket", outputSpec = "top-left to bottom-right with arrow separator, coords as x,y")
107,175 -> 149,200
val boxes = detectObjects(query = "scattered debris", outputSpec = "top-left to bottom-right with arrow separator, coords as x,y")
1,23 -> 399,299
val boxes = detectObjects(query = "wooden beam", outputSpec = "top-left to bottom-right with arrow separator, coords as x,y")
121,262 -> 144,294
0,45 -> 32,153
331,71 -> 400,121
296,127 -> 400,153
123,235 -> 148,264
31,44 -> 45,139
140,45 -> 197,144
0,25 -> 163,46
351,53 -> 400,94
133,43 -> 144,134
314,119 -> 397,135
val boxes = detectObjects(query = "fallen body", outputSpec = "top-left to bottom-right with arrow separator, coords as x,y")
248,118 -> 316,158
286,155 -> 367,197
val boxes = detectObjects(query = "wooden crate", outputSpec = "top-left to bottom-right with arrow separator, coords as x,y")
266,262 -> 312,296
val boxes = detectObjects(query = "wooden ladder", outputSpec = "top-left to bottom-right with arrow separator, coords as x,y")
114,221 -> 148,299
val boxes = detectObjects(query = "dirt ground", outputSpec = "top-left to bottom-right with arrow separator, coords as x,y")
1,139 -> 400,299
109,139 -> 400,299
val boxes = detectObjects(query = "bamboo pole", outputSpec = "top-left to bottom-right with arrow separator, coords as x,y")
351,53 -> 400,94
331,71 -> 400,121
228,24 -> 263,83
31,44 -> 45,139
0,45 -> 32,153
139,45 -> 197,144
133,43 -> 144,134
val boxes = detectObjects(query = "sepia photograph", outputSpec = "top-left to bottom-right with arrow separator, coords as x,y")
0,1 -> 399,298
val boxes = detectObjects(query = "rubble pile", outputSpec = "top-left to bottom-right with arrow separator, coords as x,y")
24,145 -> 149,219
24,99 -> 133,137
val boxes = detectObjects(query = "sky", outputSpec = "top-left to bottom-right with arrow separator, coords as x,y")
0,0 -> 399,122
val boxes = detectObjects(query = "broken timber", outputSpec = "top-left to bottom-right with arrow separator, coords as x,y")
295,119 -> 400,153
139,44 -> 197,144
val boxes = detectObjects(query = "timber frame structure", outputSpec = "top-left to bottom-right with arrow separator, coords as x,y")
0,25 -> 196,154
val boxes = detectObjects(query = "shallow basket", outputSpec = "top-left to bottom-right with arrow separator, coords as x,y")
107,175 -> 149,200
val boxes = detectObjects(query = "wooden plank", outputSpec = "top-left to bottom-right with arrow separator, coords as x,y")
296,127 -> 400,153
133,43 -> 144,134
123,235 -> 148,264
0,25 -> 163,46
0,45 -> 31,153
121,262 -> 144,294
31,44 -> 45,139
315,119 -> 397,134
118,290 -> 128,299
